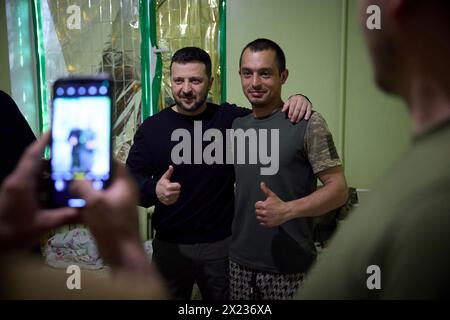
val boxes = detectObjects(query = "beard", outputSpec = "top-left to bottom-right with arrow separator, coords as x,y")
173,91 -> 209,114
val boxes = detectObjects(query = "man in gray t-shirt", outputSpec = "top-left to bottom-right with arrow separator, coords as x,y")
229,39 -> 348,300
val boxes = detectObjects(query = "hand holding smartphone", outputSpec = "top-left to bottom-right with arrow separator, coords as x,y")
50,75 -> 113,208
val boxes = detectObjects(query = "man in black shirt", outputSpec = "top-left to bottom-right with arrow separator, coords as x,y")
126,47 -> 312,300
0,91 -> 36,185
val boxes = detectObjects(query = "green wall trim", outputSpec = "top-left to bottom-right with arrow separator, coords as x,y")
139,0 -> 151,120
150,0 -> 161,116
338,0 -> 349,165
31,0 -> 48,135
219,0 -> 227,103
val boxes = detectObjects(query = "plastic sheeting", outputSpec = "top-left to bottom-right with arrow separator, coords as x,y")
5,0 -> 39,136
31,0 -> 144,245
35,0 -> 143,162
30,0 -> 225,157
155,0 -> 223,111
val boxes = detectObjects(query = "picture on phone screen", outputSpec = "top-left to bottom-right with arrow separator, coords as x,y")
50,77 -> 112,208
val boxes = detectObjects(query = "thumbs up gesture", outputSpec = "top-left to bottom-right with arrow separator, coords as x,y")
255,182 -> 291,228
156,165 -> 181,205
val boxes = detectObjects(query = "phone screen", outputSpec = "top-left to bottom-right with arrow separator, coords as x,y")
50,77 -> 112,208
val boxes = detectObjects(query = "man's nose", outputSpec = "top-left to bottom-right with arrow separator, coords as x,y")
182,81 -> 192,93
251,75 -> 261,88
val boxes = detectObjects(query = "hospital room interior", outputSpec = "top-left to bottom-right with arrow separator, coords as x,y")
0,0 -> 414,299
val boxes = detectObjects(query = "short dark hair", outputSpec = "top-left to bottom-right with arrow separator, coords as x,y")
170,47 -> 212,78
239,38 -> 286,73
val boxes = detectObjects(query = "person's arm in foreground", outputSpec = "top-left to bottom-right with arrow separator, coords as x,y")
0,132 -> 78,253
0,133 -> 168,298
70,162 -> 169,295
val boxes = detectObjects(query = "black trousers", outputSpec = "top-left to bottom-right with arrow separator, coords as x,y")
151,237 -> 230,300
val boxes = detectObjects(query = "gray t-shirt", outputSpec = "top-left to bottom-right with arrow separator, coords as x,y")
230,110 -> 341,274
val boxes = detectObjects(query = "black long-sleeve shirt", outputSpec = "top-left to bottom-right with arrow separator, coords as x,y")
0,91 -> 36,185
126,103 -> 250,243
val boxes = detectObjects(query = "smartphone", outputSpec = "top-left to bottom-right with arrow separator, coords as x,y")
50,75 -> 113,208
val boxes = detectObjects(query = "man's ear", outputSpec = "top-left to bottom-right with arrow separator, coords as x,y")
281,69 -> 289,84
